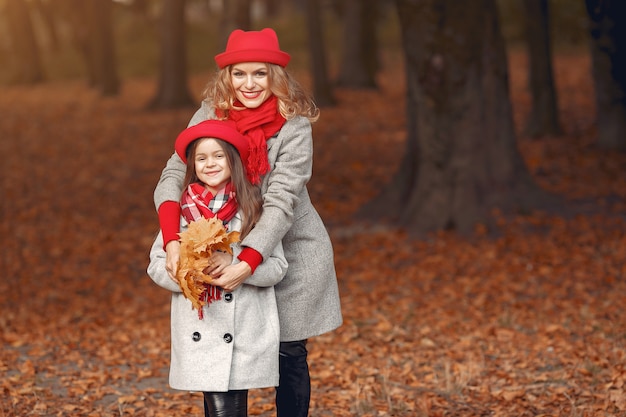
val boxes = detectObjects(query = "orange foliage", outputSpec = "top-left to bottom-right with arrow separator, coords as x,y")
1,51 -> 625,416
176,217 -> 239,311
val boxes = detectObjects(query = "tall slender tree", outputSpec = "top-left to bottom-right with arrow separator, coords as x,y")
31,0 -> 60,52
56,0 -> 96,86
334,0 -> 379,89
5,0 -> 44,84
219,0 -> 251,50
88,0 -> 119,96
148,0 -> 194,109
522,0 -> 562,137
59,0 -> 119,94
263,0 -> 284,18
361,0 -> 553,234
585,0 -> 626,151
305,0 -> 335,106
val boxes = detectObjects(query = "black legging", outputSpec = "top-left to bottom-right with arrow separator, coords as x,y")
276,340 -> 310,417
203,390 -> 248,417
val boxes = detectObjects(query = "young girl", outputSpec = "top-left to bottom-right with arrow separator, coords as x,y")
154,28 -> 343,417
148,119 -> 287,417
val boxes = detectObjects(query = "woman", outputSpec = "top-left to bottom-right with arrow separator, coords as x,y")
154,28 -> 343,417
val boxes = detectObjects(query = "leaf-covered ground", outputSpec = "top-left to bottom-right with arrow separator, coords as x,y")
1,51 -> 625,417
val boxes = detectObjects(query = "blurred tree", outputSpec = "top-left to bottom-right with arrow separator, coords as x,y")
219,0 -> 251,50
56,0 -> 96,85
88,0 -> 120,96
305,0 -> 335,106
263,0 -> 283,18
522,0 -> 562,137
57,0 -> 119,94
334,0 -> 379,89
585,0 -> 626,151
5,0 -> 44,84
148,0 -> 194,109
31,0 -> 60,52
129,0 -> 151,18
361,0 -> 552,235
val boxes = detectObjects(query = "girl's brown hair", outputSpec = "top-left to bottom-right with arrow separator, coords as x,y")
203,63 -> 320,122
182,138 -> 263,239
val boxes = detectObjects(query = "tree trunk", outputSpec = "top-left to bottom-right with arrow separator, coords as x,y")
148,0 -> 194,109
31,0 -> 60,51
585,0 -> 626,151
219,0 -> 252,50
305,0 -> 336,106
335,0 -> 379,89
89,0 -> 120,96
5,0 -> 44,84
361,0 -> 552,235
263,0 -> 283,18
57,0 -> 96,86
522,0 -> 562,137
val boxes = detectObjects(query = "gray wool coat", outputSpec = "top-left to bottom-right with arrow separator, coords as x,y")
154,102 -> 343,342
147,215 -> 288,392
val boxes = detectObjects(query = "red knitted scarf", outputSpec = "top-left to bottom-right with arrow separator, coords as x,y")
218,96 -> 286,184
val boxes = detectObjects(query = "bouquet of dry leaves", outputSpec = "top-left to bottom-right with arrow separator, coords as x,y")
175,217 -> 240,315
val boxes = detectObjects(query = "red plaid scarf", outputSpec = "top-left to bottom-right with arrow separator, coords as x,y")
218,96 -> 286,184
180,182 -> 238,319
180,182 -> 238,225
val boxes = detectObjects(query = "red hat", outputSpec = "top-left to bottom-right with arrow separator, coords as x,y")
214,28 -> 291,69
175,120 -> 249,165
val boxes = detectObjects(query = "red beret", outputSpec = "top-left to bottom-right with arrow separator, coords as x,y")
175,120 -> 249,165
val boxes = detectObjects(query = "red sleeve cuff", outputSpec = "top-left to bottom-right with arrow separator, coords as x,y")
238,247 -> 263,274
158,201 -> 181,249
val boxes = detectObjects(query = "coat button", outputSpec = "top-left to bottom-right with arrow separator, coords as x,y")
223,333 -> 233,343
192,332 -> 201,342
224,292 -> 233,302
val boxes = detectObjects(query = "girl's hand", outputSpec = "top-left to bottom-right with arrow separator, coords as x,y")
210,262 -> 252,292
203,251 -> 234,278
165,240 -> 181,283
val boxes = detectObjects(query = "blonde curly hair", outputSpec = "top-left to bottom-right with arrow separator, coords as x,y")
202,63 -> 320,123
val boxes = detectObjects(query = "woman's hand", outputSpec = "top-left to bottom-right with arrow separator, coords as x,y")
165,240 -> 181,283
203,251 -> 234,278
210,262 -> 252,292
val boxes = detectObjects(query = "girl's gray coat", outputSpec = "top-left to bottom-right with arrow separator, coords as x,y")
147,224 -> 287,392
154,102 -> 343,342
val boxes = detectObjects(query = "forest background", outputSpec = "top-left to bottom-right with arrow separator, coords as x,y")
1,0 -> 625,416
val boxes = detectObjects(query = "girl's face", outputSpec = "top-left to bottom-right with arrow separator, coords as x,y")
193,138 -> 231,194
230,62 -> 271,108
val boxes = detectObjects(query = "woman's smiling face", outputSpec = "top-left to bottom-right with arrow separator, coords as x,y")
230,62 -> 271,108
